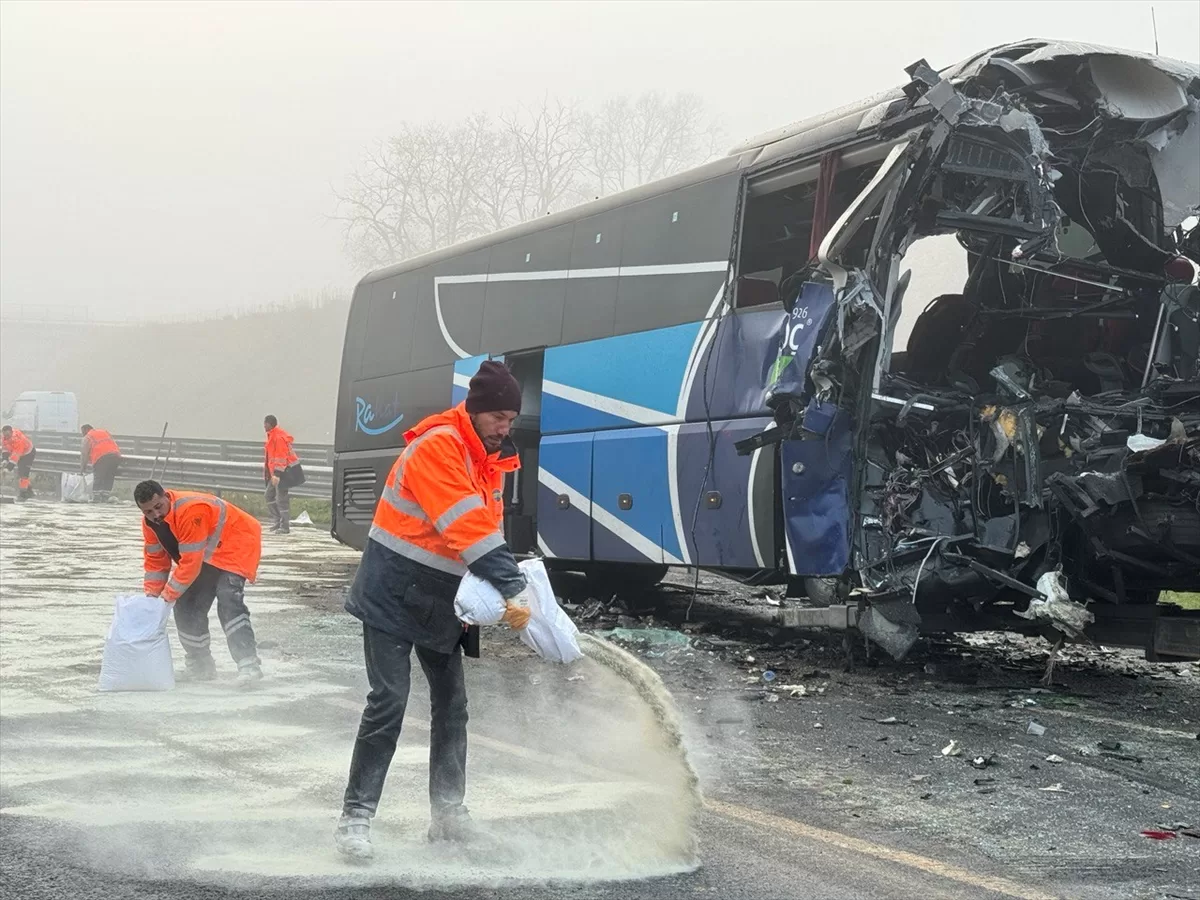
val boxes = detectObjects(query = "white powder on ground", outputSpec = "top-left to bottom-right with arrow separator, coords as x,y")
1,505 -> 706,889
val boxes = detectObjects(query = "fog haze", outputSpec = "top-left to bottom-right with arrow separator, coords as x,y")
2,0 -> 1198,320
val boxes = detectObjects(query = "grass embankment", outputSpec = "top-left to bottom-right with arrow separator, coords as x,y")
220,490 -> 332,526
1161,592 -> 1200,610
20,474 -> 332,527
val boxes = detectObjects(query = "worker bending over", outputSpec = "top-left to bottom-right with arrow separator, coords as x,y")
2,425 -> 36,501
336,361 -> 533,861
263,415 -> 303,534
135,480 -> 264,686
80,424 -> 122,502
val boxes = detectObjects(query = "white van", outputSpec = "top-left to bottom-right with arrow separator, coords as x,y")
1,391 -> 79,433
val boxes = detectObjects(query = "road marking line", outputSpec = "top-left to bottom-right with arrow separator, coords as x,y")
706,799 -> 1058,900
329,696 -> 1053,899
1030,708 -> 1197,740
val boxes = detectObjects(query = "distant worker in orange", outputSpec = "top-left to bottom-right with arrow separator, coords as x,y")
263,415 -> 304,534
135,479 -> 264,686
80,424 -> 122,503
1,425 -> 36,501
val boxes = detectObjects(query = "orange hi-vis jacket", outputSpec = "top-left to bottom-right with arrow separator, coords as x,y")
83,428 -> 120,465
369,402 -> 519,577
2,428 -> 33,463
142,490 -> 262,602
264,426 -> 299,478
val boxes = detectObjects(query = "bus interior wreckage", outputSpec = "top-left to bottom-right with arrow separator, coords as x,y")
741,43 -> 1200,671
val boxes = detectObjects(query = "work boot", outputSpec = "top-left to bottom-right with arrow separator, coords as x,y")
335,814 -> 373,861
236,664 -> 264,689
278,524 -> 290,535
269,523 -> 281,533
428,806 -> 479,843
178,657 -> 218,682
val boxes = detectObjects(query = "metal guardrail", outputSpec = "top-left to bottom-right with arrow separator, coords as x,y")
27,432 -> 334,500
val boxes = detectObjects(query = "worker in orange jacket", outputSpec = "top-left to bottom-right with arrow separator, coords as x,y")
135,479 -> 264,686
2,425 -> 36,501
80,424 -> 122,502
263,415 -> 301,534
336,361 -> 533,862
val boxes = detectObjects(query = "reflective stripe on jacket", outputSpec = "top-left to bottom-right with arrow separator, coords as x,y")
142,489 -> 262,601
82,429 -> 120,466
368,403 -> 519,577
264,426 -> 299,478
2,428 -> 33,463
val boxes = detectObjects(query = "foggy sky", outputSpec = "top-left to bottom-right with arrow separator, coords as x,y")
2,0 -> 1198,321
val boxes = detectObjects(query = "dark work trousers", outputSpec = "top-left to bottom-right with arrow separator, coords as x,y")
92,453 -> 120,499
172,563 -> 260,672
342,624 -> 468,819
15,448 -> 35,498
265,479 -> 291,532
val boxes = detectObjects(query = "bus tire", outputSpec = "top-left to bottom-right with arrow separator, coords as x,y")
803,576 -> 849,608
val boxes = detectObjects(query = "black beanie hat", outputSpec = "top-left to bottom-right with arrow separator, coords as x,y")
465,361 -> 522,414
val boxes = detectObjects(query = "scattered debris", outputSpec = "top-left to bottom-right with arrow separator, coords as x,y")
566,674 -> 586,682
580,599 -> 605,620
762,670 -> 777,683
1101,750 -> 1144,763
1027,721 -> 1046,737
971,755 -> 995,770
1040,784 -> 1069,793
942,741 -> 962,757
1045,754 -> 1066,764
1141,829 -> 1178,840
598,628 -> 690,648
777,684 -> 809,698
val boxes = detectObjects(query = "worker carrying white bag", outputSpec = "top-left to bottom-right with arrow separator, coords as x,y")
98,594 -> 175,691
61,472 -> 93,503
455,558 -> 582,663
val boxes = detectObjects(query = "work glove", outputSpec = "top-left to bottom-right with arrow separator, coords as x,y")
500,585 -> 534,631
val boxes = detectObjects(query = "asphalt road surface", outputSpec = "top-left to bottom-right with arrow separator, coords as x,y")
1,500 -> 1193,899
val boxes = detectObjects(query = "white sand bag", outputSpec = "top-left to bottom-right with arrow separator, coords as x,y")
98,594 -> 175,692
61,472 -> 93,503
517,559 -> 582,664
454,571 -> 508,625
454,559 -> 582,663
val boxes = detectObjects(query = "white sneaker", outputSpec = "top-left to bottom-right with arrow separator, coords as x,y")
235,665 -> 264,689
335,815 -> 373,861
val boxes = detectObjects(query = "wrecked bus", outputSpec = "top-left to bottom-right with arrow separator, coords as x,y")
333,40 -> 1200,661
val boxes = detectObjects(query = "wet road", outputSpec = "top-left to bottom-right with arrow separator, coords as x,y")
0,501 -> 1089,899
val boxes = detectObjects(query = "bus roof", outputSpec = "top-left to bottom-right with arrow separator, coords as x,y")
358,39 -> 1198,288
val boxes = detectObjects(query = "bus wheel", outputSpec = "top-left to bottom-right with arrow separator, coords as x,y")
803,576 -> 849,608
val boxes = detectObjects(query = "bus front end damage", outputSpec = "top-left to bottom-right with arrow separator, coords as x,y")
771,43 -> 1200,662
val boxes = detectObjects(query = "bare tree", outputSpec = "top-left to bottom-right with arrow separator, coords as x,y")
582,92 -> 724,195
334,92 -> 722,272
501,98 -> 589,220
